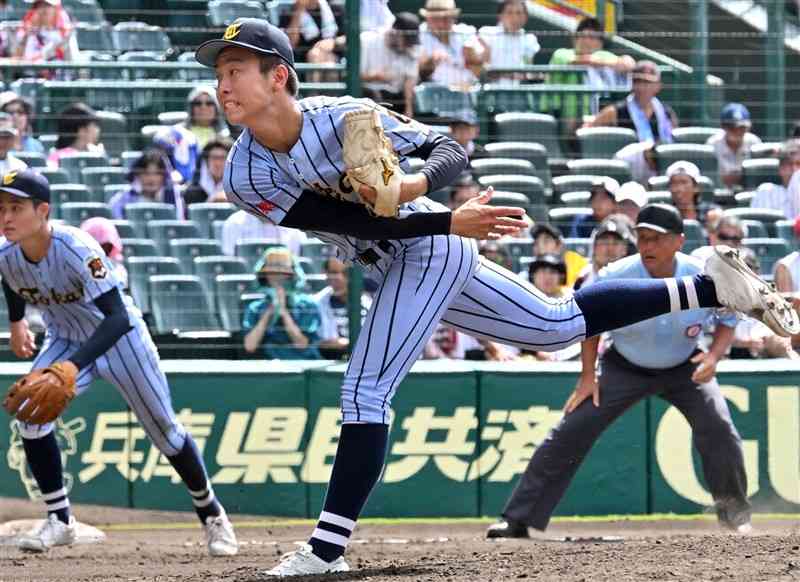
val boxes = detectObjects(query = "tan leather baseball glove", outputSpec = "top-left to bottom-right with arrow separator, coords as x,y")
3,361 -> 78,424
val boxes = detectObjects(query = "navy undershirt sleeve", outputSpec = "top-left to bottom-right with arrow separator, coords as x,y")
2,279 -> 25,323
69,287 -> 133,370
409,133 -> 469,194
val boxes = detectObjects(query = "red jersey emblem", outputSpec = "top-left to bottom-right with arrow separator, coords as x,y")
257,200 -> 276,214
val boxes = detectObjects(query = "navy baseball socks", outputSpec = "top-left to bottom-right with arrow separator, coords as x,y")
167,435 -> 222,523
575,274 -> 720,337
308,423 -> 389,563
23,432 -> 71,524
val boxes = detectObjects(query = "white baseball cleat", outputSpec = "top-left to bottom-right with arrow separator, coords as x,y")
264,544 -> 350,577
204,513 -> 239,557
707,245 -> 800,337
18,514 -> 77,552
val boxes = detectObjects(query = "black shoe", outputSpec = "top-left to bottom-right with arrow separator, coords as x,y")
486,520 -> 529,539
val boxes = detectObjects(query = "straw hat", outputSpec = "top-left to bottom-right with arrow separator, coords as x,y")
419,0 -> 461,19
258,247 -> 295,276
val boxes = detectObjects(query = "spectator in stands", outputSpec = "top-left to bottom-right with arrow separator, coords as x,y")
243,247 -> 322,360
180,86 -> 229,149
751,140 -> 800,219
543,17 -> 634,144
478,240 -> 513,271
447,109 -> 486,161
529,253 -> 567,299
418,0 -> 488,89
280,0 -> 342,63
691,214 -> 744,263
667,161 -> 709,224
152,124 -> 199,185
0,92 -> 44,155
615,140 -> 657,186
315,258 -> 372,357
615,181 -> 647,223
0,113 -> 27,175
361,0 -> 394,30
589,60 -> 677,144
221,209 -> 307,256
183,138 -> 233,206
14,0 -> 78,65
568,177 -> 619,238
707,103 -> 761,190
109,149 -> 183,220
531,223 -> 587,288
360,13 -> 420,118
574,215 -> 636,290
47,102 -> 104,167
478,0 -> 539,84
447,173 -> 480,209
80,217 -> 127,288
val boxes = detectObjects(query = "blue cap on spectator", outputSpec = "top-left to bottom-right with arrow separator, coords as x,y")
195,18 -> 295,70
0,169 -> 51,203
720,103 -> 751,128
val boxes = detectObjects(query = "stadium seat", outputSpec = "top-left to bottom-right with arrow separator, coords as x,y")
50,184 -> 93,205
175,51 -> 217,82
563,237 -> 592,257
216,273 -> 259,332
750,142 -> 782,159
775,220 -> 795,246
39,168 -> 70,185
548,207 -> 591,237
646,190 -> 672,205
112,21 -> 172,54
117,51 -> 166,80
744,238 -> 792,275
682,219 -> 706,248
567,159 -> 631,185
559,191 -> 591,205
212,219 -> 225,241
75,23 -> 115,53
236,239 -> 288,270
413,83 -> 473,116
149,275 -> 220,334
296,256 -> 318,275
470,158 -> 536,179
655,144 -> 719,185
300,239 -> 336,270
304,274 -> 328,294
477,175 -> 545,205
169,239 -> 223,272
484,191 -> 530,217
62,0 -> 105,24
188,203 -> 238,238
125,202 -> 178,235
740,219 -> 768,239
38,134 -> 58,152
126,256 -> 182,313
110,219 -> 136,239
121,238 -> 159,261
15,152 -> 46,168
147,220 -> 203,255
723,208 -> 785,237
82,167 -> 128,202
498,240 -> 534,272
194,255 -> 249,307
495,112 -> 563,161
552,175 -> 604,198
60,202 -> 112,225
157,111 -> 189,126
734,191 -> 755,206
483,141 -> 551,189
121,151 -> 142,169
741,158 -> 780,190
59,152 -> 109,183
208,0 -> 266,25
103,184 -> 128,203
576,127 -> 638,159
672,127 -> 720,144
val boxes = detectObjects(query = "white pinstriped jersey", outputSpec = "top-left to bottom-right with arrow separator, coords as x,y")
750,178 -> 800,220
224,95 -> 445,268
0,224 -> 140,343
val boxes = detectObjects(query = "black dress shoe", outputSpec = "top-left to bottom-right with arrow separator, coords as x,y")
486,520 -> 529,539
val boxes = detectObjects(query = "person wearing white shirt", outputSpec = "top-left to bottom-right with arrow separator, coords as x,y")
360,0 -> 394,31
315,258 -> 372,356
0,113 -> 27,175
750,140 -> 800,220
360,13 -> 420,118
706,103 -> 761,189
418,0 -> 488,89
221,209 -> 307,256
614,140 -> 657,186
478,0 -> 539,85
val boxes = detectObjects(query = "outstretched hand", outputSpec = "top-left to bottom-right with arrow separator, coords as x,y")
450,187 -> 529,240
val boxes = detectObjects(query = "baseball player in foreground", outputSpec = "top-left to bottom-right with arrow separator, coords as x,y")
0,170 -> 238,556
195,19 -> 799,576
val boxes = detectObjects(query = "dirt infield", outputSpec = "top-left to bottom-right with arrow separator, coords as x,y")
2,498 -> 800,582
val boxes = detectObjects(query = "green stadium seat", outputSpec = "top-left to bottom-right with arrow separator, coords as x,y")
149,275 -> 220,334
194,255 -> 249,307
126,256 -> 182,313
208,0 -> 267,25
59,152 -> 109,183
484,191 -> 530,217
741,158 -> 780,191
121,151 -> 142,169
723,208 -> 785,237
646,190 -> 672,205
117,51 -> 166,81
743,238 -> 792,275
562,237 -> 592,257
480,84 -> 536,115
82,167 -> 128,202
495,113 -> 563,161
39,168 -> 70,185
750,142 -> 782,159
672,127 -> 720,145
15,152 -> 46,168
498,240 -> 534,272
775,220 -> 796,246
236,239 -> 288,270
212,219 -> 225,241
188,202 -> 238,238
296,256 -> 318,275
477,175 -> 545,205
175,51 -> 216,82
559,191 -> 591,205
75,23 -> 115,53
157,111 -> 189,125
300,239 -> 336,270
576,127 -> 638,159
734,190 -> 755,206
62,0 -> 105,24
484,142 -> 551,189
121,238 -> 159,261
147,220 -> 203,255
304,274 -> 328,294
567,159 -> 631,185
39,134 -> 58,151
413,83 -> 473,116
548,207 -> 591,237
169,239 -> 223,272
682,219 -> 706,249
216,273 -> 258,332
470,158 -> 536,179
112,22 -> 172,54
552,175 -> 604,198
655,144 -> 719,185
60,202 -> 112,225
110,219 -> 136,239
740,219 -> 767,239
103,184 -> 128,203
125,202 -> 178,235
51,184 -> 92,206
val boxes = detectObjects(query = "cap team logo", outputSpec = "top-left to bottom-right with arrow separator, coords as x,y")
2,170 -> 18,185
223,22 -> 242,40
87,256 -> 107,279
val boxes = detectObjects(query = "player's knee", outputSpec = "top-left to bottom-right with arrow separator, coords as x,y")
147,417 -> 187,457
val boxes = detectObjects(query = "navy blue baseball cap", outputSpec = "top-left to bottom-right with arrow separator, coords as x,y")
720,103 -> 751,128
195,18 -> 295,70
0,169 -> 50,203
635,203 -> 683,235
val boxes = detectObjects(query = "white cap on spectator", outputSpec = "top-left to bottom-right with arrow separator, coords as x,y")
590,176 -> 620,198
615,181 -> 647,208
666,161 -> 700,183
